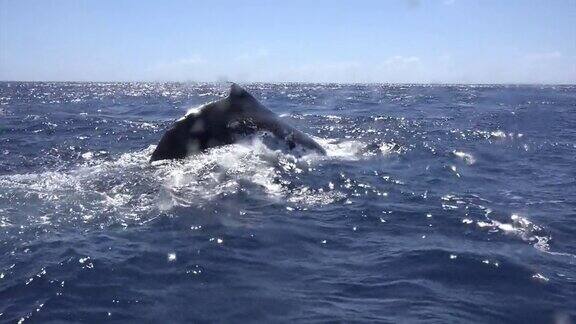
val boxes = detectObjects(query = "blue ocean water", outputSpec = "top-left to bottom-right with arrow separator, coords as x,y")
0,82 -> 575,323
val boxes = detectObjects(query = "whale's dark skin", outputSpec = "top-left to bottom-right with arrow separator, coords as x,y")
150,84 -> 326,162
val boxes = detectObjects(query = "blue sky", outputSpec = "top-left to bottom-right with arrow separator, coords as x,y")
1,0 -> 574,83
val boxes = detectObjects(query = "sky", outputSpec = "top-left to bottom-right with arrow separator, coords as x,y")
0,0 -> 575,84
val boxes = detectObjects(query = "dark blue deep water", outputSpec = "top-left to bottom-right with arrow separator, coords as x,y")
0,82 -> 575,323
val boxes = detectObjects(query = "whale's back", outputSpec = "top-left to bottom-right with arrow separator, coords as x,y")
150,84 -> 325,162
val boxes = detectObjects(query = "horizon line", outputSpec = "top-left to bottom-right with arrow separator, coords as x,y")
1,80 -> 574,87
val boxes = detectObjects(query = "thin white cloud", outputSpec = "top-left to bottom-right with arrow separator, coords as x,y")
144,55 -> 207,80
276,56 -> 425,83
134,51 -> 574,84
235,49 -> 270,61
514,51 -> 574,84
523,51 -> 562,61
382,55 -> 421,66
280,61 -> 363,83
150,55 -> 206,70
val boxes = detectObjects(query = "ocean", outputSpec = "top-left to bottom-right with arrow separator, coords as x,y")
0,82 -> 575,323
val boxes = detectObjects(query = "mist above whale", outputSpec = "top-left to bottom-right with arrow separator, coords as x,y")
150,83 -> 326,162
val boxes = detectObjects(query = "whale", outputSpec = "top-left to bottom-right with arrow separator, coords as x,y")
150,83 -> 326,162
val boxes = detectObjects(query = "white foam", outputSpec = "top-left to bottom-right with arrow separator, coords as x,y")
490,130 -> 507,138
453,150 -> 476,165
152,136 -> 358,209
1,132 -> 395,229
475,214 -> 550,251
81,152 -> 94,160
0,147 -> 155,227
315,138 -> 366,160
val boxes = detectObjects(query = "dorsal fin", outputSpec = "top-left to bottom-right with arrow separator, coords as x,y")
229,83 -> 249,98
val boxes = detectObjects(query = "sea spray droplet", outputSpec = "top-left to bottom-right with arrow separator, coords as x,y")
490,130 -> 506,138
167,253 -> 176,262
81,152 -> 94,160
532,273 -> 549,282
452,150 -> 476,165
